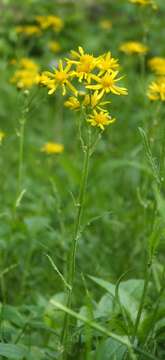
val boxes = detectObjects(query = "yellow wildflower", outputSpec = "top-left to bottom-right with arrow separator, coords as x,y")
40,60 -> 77,96
68,46 -> 98,83
147,77 -> 165,101
10,58 -> 39,89
16,25 -> 41,36
41,142 -> 64,154
11,70 -> 39,89
19,58 -> 39,72
48,41 -> 61,53
97,52 -> 119,76
36,15 -> 64,32
64,96 -> 80,110
87,110 -> 115,130
99,19 -> 112,30
0,131 -> 5,143
148,57 -> 165,76
87,71 -> 128,97
119,41 -> 149,55
129,0 -> 157,9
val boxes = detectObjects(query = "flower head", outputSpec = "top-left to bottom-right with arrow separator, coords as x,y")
36,15 -> 64,32
39,61 -> 77,95
119,41 -> 149,55
148,57 -> 165,76
87,71 -> 128,97
48,41 -> 61,53
87,110 -> 115,130
147,77 -> 165,101
41,142 -> 64,154
129,0 -> 157,9
10,58 -> 39,89
97,52 -> 119,76
68,46 -> 98,82
16,25 -> 41,36
64,96 -> 80,110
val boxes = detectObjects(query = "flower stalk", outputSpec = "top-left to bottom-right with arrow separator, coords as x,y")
61,129 -> 91,359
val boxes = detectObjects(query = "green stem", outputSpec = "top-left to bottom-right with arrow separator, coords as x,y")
133,260 -> 152,343
61,129 -> 91,359
17,117 -> 26,197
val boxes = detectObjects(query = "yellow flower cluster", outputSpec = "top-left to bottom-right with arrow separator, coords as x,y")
147,77 -> 165,102
129,0 -> 157,9
15,15 -> 63,38
10,58 -> 39,89
41,142 -> 64,154
120,41 -> 149,55
38,47 -> 127,130
148,57 -> 165,76
16,25 -> 41,36
36,15 -> 64,32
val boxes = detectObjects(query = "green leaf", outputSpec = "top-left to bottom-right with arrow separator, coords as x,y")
93,338 -> 126,360
89,276 -> 144,322
0,343 -> 27,359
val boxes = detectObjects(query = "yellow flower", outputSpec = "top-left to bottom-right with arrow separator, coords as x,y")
19,58 -> 39,72
0,131 -> 5,143
11,70 -> 39,89
64,96 -> 80,110
41,142 -> 64,154
119,41 -> 149,55
10,58 -> 39,90
148,57 -> 165,76
48,41 -> 61,53
147,77 -> 165,101
99,19 -> 112,30
129,0 -> 157,9
97,52 -> 119,76
87,110 -> 115,130
40,61 -> 77,96
16,25 -> 41,36
68,46 -> 98,82
36,15 -> 64,32
87,71 -> 128,97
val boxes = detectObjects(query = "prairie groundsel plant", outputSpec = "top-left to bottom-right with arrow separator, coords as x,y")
38,46 -> 128,358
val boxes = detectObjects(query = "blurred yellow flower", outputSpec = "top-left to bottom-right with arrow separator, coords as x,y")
129,0 -> 157,9
16,25 -> 41,36
48,41 -> 61,53
87,71 -> 128,97
0,131 -> 5,143
147,77 -> 165,101
41,142 -> 64,154
36,15 -> 64,32
148,57 -> 165,76
120,41 -> 149,55
10,58 -> 39,89
99,19 -> 112,30
87,110 -> 115,130
19,58 -> 39,72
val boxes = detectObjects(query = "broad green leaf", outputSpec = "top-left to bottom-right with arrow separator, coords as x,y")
0,343 -> 27,359
89,276 -> 144,322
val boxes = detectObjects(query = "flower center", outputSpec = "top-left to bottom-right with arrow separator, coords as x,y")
101,75 -> 113,89
55,71 -> 68,83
